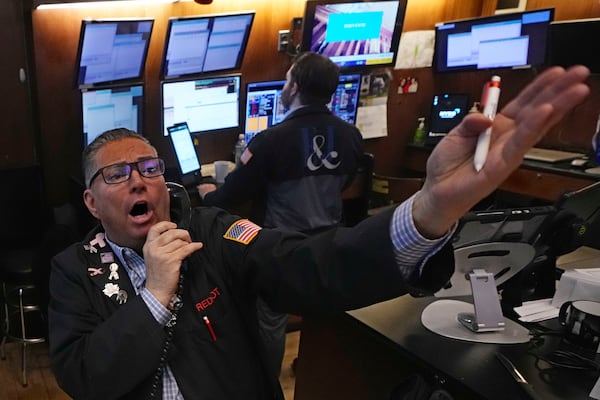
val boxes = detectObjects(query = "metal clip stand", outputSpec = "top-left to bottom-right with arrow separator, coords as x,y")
457,269 -> 506,332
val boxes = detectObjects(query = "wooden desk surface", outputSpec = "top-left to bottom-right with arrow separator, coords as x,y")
404,145 -> 599,202
557,246 -> 600,270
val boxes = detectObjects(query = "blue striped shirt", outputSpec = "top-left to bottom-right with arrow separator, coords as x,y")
391,193 -> 455,279
106,239 -> 183,400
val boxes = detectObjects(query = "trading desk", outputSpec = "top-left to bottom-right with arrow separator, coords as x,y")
294,295 -> 599,400
403,145 -> 599,202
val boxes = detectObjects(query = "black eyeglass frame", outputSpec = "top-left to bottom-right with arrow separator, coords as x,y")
88,157 -> 166,187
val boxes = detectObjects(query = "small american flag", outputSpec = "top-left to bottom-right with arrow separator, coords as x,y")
223,219 -> 262,245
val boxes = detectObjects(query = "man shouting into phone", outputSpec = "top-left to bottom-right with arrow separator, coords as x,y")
49,65 -> 590,400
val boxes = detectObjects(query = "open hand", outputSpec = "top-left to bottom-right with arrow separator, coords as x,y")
413,65 -> 591,238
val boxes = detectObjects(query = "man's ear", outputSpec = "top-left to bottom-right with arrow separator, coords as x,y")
83,189 -> 100,220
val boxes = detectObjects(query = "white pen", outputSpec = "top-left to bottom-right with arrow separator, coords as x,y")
474,75 -> 501,172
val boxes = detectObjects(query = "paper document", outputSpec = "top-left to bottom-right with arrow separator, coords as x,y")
514,298 -> 558,322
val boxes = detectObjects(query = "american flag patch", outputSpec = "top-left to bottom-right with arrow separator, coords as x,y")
223,219 -> 262,245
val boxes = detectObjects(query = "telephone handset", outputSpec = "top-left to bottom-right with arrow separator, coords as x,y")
150,182 -> 192,398
167,182 -> 191,230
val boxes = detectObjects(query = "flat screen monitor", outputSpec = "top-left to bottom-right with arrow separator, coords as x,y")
328,73 -> 361,124
82,85 -> 144,145
434,8 -> 553,73
167,122 -> 202,186
548,18 -> 600,73
243,73 -> 362,143
161,11 -> 255,80
75,19 -> 154,88
244,79 -> 287,143
161,74 -> 241,136
300,0 -> 407,70
426,93 -> 470,146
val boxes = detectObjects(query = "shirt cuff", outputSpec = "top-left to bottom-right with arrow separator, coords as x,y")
390,192 -> 456,280
140,288 -> 172,326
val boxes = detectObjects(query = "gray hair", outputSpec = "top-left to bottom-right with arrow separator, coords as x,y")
82,128 -> 156,188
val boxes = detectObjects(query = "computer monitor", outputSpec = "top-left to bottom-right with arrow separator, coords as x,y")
300,0 -> 407,70
548,18 -> 600,73
425,93 -> 470,146
75,18 -> 154,88
161,11 -> 255,80
328,73 -> 361,124
244,79 -> 287,143
243,73 -> 362,143
434,8 -> 553,73
167,122 -> 202,186
81,84 -> 144,145
161,74 -> 241,136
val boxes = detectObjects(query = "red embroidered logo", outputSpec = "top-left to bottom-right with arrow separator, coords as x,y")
195,287 -> 221,311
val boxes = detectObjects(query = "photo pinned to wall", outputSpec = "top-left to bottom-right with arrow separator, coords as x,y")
397,75 -> 419,94
356,69 -> 391,139
394,30 -> 435,69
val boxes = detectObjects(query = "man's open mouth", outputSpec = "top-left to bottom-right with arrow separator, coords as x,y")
130,202 -> 148,216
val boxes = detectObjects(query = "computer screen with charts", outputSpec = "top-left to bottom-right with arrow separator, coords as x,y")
244,73 -> 362,143
328,73 -> 361,124
81,84 -> 144,145
161,74 -> 241,136
75,18 -> 154,88
161,11 -> 255,80
244,79 -> 287,143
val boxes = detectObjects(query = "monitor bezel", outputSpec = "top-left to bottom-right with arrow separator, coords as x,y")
160,73 -> 242,136
433,8 -> 554,73
74,18 -> 154,89
160,11 -> 256,81
300,0 -> 408,71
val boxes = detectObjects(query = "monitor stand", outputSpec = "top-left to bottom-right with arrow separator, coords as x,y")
422,242 -> 534,344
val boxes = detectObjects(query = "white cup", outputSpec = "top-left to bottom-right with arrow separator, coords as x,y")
214,161 -> 230,183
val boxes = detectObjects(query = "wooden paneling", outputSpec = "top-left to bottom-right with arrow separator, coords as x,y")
29,0 -> 600,205
0,0 -> 36,168
498,168 -> 595,202
528,0 -> 600,20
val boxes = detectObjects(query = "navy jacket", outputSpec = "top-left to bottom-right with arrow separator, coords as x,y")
49,207 -> 454,399
203,105 -> 364,232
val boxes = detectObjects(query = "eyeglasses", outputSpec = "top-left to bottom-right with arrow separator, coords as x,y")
88,158 -> 165,187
